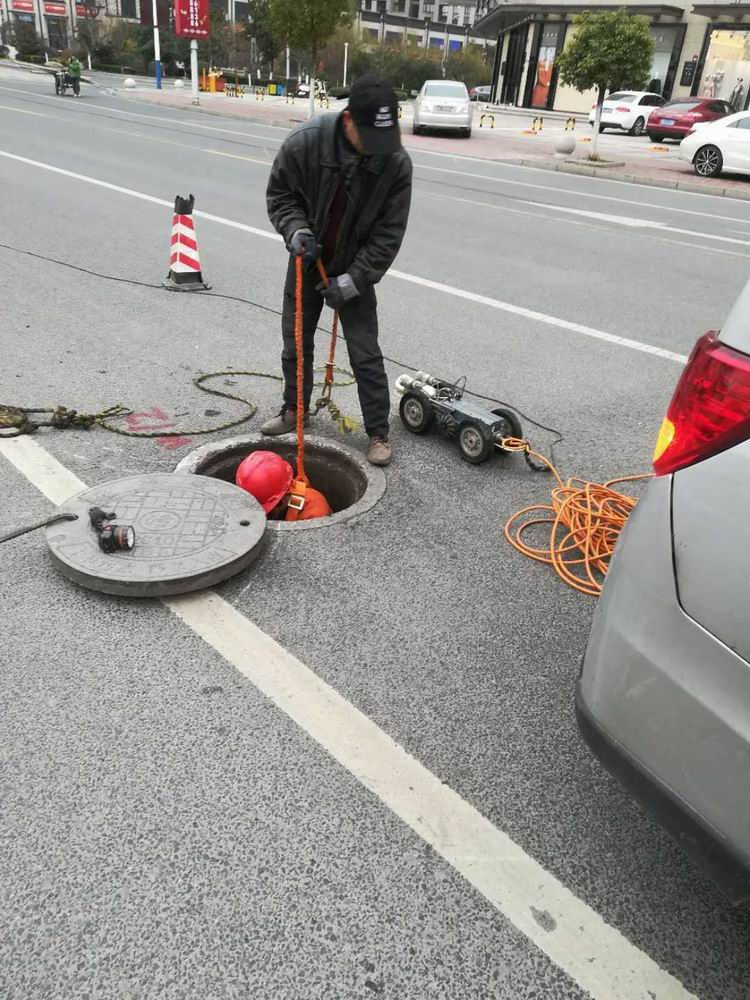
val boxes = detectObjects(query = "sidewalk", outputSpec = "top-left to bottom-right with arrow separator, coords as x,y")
112,79 -> 750,201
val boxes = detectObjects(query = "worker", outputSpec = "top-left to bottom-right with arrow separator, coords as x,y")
262,72 -> 413,468
235,450 -> 332,522
67,55 -> 82,95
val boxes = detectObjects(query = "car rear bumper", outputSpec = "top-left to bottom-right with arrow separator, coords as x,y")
647,124 -> 691,138
579,474 -> 750,903
588,117 -> 630,130
417,111 -> 471,129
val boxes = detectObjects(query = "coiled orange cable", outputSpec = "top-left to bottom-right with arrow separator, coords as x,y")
501,438 -> 651,597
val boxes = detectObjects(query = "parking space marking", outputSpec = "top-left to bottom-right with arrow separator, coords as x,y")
0,432 -> 698,1000
0,150 -> 691,365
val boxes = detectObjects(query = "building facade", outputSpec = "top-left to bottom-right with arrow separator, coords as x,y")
357,0 -> 495,52
474,0 -> 750,113
0,0 -> 140,50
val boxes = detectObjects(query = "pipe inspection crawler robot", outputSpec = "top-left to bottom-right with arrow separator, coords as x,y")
394,371 -> 523,464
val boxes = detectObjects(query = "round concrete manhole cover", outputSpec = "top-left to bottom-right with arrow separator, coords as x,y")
45,473 -> 266,597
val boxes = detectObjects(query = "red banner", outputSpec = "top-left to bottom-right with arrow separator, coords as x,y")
12,0 -> 35,11
44,2 -> 67,13
173,0 -> 208,38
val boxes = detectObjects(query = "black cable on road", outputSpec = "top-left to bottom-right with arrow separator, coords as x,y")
0,242 -> 564,452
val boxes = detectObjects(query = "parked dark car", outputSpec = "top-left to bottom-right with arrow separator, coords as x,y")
647,98 -> 734,142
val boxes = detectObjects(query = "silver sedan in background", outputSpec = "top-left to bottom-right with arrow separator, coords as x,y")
412,80 -> 473,138
578,278 -> 750,905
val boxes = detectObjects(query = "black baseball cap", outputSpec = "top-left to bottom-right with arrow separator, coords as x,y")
347,73 -> 402,156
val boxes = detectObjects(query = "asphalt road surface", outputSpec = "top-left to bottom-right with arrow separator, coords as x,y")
2,67 -> 750,1000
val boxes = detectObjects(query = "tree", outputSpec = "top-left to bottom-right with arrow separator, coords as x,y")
5,21 -> 43,60
271,0 -> 354,116
249,0 -> 281,73
555,9 -> 655,158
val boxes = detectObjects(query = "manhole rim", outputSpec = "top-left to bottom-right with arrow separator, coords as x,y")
174,433 -> 386,531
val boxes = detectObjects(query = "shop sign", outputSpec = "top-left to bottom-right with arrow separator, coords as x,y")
12,0 -> 35,11
44,2 -> 67,14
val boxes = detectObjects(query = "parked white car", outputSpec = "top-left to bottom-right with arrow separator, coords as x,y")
587,91 -> 666,136
413,80 -> 473,138
679,111 -> 750,177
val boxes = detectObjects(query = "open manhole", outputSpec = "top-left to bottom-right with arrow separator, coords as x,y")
174,434 -> 386,531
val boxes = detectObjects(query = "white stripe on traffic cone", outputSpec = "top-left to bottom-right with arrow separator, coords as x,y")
164,193 -> 211,291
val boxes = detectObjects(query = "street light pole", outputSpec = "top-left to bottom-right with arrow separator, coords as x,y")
343,41 -> 349,88
152,0 -> 162,89
190,38 -> 199,104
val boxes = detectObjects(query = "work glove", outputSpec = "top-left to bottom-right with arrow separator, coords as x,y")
289,228 -> 319,266
317,274 -> 360,312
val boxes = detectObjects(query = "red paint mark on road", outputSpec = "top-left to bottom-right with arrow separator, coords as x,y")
127,406 -> 176,433
157,436 -> 193,450
126,406 -> 191,447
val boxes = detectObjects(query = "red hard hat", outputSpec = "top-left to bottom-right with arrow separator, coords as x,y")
235,451 -> 294,513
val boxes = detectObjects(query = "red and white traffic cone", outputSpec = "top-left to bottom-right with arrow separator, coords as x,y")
164,193 -> 210,291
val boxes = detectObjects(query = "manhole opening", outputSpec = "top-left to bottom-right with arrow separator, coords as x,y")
175,434 -> 386,530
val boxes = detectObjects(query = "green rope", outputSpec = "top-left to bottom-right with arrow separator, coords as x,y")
0,367 -> 358,440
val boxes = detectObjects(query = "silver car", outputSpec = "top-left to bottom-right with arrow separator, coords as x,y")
578,280 -> 750,904
413,79 -> 473,138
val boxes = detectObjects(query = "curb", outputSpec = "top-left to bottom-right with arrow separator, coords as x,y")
508,158 -> 750,201
115,91 -> 308,130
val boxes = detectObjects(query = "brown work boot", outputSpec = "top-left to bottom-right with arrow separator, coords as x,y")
367,436 -> 392,466
260,408 -> 310,436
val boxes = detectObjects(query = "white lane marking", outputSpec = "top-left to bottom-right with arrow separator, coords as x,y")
389,269 -> 688,364
0,149 -> 687,364
0,103 -> 46,117
524,201 -> 663,229
526,199 -> 750,246
0,83 -> 287,140
0,149 -> 281,241
0,433 -> 699,1000
412,159 -> 750,224
419,188 -> 750,260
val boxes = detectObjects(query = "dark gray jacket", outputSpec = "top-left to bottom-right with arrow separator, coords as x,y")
266,113 -> 412,292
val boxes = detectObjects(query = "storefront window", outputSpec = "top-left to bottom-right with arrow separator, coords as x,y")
529,23 -> 564,110
700,30 -> 750,111
46,17 -> 67,49
648,26 -> 681,96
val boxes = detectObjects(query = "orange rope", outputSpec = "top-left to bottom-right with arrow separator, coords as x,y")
501,438 -> 651,597
294,253 -> 307,485
315,259 -> 338,400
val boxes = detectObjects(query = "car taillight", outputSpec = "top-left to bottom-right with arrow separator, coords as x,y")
616,106 -> 629,112
653,332 -> 750,475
